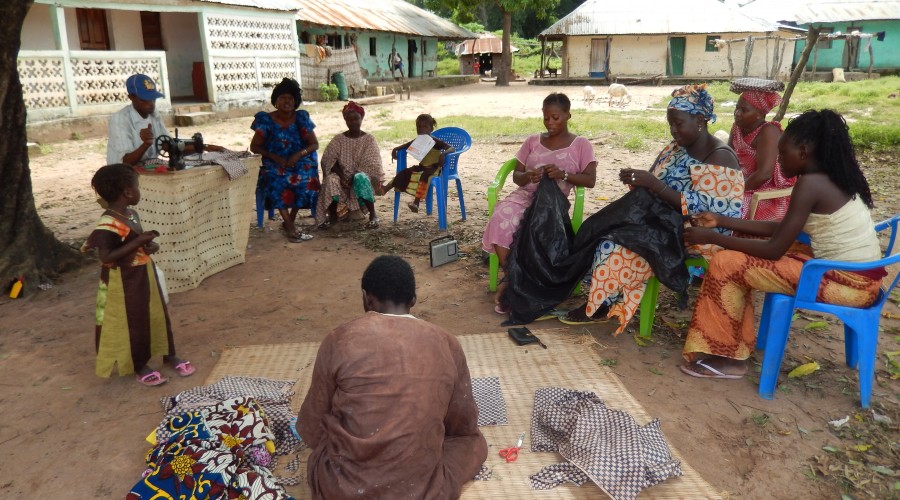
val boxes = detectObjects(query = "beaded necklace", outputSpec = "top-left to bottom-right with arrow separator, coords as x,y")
107,208 -> 137,224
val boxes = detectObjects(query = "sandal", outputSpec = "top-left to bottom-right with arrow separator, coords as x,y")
365,218 -> 380,229
407,201 -> 419,213
318,220 -> 332,230
286,231 -> 313,243
136,370 -> 168,387
173,361 -> 196,377
680,359 -> 745,380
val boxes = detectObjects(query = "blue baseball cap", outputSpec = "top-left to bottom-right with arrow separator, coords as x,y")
125,74 -> 165,100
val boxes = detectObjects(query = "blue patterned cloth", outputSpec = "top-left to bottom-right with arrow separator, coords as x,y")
667,84 -> 717,123
251,111 -> 320,210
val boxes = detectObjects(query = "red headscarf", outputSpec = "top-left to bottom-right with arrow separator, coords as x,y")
740,90 -> 782,114
342,101 -> 365,119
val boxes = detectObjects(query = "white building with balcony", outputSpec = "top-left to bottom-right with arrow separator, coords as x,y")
19,0 -> 302,124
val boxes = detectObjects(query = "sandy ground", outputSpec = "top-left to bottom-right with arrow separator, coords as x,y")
1,82 -> 898,498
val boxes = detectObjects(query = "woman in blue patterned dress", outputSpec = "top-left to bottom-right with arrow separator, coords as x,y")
251,78 -> 319,242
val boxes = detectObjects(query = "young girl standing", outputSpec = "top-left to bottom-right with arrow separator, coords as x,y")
82,164 -> 195,386
383,114 -> 454,213
679,109 -> 885,379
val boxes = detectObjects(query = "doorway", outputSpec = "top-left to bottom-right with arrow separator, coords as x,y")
407,39 -> 416,78
843,25 -> 863,69
667,37 -> 685,76
589,38 -> 609,77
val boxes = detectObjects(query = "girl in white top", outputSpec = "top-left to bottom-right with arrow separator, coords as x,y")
678,109 -> 885,379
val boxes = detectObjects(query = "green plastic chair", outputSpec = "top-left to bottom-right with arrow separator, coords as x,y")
638,257 -> 709,338
486,159 -> 585,292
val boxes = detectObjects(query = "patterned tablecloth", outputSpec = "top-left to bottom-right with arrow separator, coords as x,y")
137,155 -> 260,292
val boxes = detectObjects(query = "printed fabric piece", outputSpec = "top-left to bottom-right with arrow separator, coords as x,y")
529,387 -> 682,500
129,396 -> 294,500
530,463 -> 591,489
157,376 -> 302,456
471,376 -> 509,426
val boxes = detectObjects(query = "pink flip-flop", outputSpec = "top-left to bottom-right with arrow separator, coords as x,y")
136,370 -> 168,386
174,361 -> 196,377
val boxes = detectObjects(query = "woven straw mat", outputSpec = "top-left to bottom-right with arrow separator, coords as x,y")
204,329 -> 722,499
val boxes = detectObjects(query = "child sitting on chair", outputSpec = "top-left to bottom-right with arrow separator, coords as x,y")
383,114 -> 454,213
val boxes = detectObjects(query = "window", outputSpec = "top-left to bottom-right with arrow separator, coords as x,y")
140,11 -> 163,50
816,27 -> 834,49
705,35 -> 720,52
76,8 -> 110,50
369,37 -> 377,56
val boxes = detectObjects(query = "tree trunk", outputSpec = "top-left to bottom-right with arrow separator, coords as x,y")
774,27 -> 820,122
0,0 -> 84,294
495,7 -> 511,87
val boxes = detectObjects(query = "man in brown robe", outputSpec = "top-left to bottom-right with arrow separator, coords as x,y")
297,256 -> 487,499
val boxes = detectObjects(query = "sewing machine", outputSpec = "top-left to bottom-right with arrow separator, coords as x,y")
155,129 -> 204,170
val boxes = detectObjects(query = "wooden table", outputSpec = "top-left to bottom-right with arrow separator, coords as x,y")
137,156 -> 260,293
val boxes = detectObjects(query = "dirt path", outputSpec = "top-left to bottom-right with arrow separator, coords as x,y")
2,82 -> 898,498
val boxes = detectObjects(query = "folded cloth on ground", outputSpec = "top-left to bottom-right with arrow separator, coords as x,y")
130,396 -> 294,500
157,376 -> 300,455
529,387 -> 682,500
472,376 -> 509,426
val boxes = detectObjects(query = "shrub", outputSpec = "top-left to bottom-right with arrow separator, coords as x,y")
318,83 -> 339,102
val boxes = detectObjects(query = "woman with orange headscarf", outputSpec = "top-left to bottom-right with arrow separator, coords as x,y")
729,79 -> 795,221
316,101 -> 385,229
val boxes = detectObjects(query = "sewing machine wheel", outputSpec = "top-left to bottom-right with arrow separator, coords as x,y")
155,135 -> 172,158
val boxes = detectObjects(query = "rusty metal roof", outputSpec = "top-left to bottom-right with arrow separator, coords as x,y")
541,0 -> 786,37
740,0 -> 900,24
455,32 -> 518,55
199,0 -> 300,11
293,0 -> 475,39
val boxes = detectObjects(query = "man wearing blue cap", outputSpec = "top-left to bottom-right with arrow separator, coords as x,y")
107,74 -> 220,166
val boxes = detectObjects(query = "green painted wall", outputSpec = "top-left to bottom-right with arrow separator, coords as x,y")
299,26 -> 438,81
794,20 -> 899,70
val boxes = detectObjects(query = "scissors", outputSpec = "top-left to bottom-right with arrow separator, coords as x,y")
498,432 -> 525,462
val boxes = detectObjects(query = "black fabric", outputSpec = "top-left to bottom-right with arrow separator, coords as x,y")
506,176 -> 689,325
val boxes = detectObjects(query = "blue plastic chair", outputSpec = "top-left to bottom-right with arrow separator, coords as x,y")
485,158 -> 585,292
756,213 -> 900,408
392,127 -> 471,230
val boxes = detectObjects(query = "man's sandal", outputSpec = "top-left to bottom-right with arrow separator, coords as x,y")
174,361 -> 196,377
136,370 -> 168,386
365,218 -> 380,229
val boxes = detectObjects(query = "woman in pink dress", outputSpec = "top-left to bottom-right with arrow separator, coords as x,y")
482,93 -> 597,312
730,88 -> 795,221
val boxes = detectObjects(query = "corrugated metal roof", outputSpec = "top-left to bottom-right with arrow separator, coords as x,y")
541,0 -> 785,37
455,32 -> 518,55
740,0 -> 900,24
199,0 -> 300,11
293,0 -> 475,39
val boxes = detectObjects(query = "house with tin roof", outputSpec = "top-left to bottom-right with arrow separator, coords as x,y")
538,0 -> 803,81
740,0 -> 900,72
293,0 -> 474,93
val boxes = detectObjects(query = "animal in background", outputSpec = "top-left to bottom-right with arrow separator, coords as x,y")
582,86 -> 596,107
608,83 -> 632,108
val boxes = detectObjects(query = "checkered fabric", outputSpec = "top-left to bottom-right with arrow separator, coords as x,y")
471,376 -> 509,426
529,463 -> 590,489
729,77 -> 785,94
157,377 -> 300,455
529,388 -> 682,500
